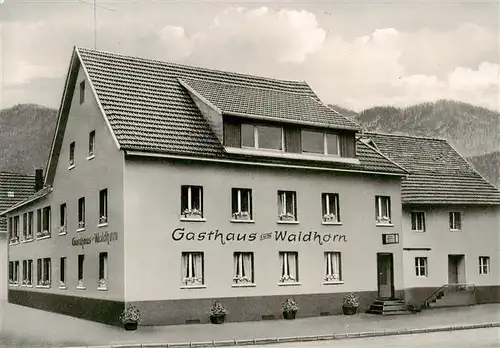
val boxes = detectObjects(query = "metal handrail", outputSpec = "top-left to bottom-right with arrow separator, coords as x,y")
423,283 -> 475,307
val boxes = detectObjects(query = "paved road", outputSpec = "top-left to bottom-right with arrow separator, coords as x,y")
253,328 -> 500,348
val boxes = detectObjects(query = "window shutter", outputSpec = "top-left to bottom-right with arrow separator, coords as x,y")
284,126 -> 301,153
339,133 -> 356,157
223,120 -> 241,147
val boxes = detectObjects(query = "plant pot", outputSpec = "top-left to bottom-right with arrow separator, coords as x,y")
124,322 -> 138,331
342,306 -> 358,315
210,314 -> 226,324
283,311 -> 297,320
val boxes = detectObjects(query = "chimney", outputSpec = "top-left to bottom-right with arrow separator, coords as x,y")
35,169 -> 44,191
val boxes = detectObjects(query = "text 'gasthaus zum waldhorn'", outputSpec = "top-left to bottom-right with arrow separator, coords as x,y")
171,228 -> 347,245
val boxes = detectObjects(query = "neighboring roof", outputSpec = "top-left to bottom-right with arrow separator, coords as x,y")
179,78 -> 360,130
0,186 -> 52,216
44,47 -> 406,183
365,133 -> 500,204
0,172 -> 36,230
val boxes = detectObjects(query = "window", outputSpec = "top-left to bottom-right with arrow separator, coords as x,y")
60,257 -> 67,288
415,257 -> 428,277
10,216 -> 19,243
9,261 -> 20,285
411,212 -> 426,232
322,193 -> 340,223
181,186 -> 203,219
241,124 -> 255,148
278,191 -> 297,222
8,261 -> 13,284
79,80 -> 85,104
42,206 -> 51,234
449,212 -> 461,231
88,130 -> 95,157
59,204 -> 67,234
279,252 -> 298,283
99,189 -> 108,225
36,209 -> 42,236
240,124 -> 283,150
77,254 -> 85,288
37,258 -> 51,286
233,252 -> 254,284
27,212 -> 33,239
479,256 -> 490,275
78,197 -> 85,229
301,130 -> 339,156
375,196 -> 391,224
181,252 -> 204,286
22,213 -> 27,240
98,252 -> 108,290
69,142 -> 75,167
324,252 -> 342,282
231,188 -> 252,221
22,259 -> 33,286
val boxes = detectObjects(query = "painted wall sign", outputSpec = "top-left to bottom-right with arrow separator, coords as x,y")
172,228 -> 347,245
72,231 -> 118,248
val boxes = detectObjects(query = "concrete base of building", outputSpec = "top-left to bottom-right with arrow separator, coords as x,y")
8,289 -> 124,326
404,286 -> 500,309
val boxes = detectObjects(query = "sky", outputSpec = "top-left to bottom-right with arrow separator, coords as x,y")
0,0 -> 499,112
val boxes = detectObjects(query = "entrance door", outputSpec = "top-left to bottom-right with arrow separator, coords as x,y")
377,253 -> 394,299
448,254 -> 465,284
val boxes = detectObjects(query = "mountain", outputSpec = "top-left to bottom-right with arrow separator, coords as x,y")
352,100 -> 500,157
467,151 -> 500,188
0,104 -> 58,175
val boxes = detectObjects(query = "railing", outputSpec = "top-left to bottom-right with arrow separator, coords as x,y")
423,283 -> 476,308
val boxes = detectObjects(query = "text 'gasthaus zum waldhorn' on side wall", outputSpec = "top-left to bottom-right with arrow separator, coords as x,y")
171,228 -> 347,245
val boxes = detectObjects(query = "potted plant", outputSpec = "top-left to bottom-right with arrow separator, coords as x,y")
342,293 -> 359,315
120,304 -> 142,331
282,298 -> 298,320
209,301 -> 228,324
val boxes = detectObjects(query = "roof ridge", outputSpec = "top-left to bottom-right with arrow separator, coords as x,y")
356,140 -> 409,174
180,77 -> 316,97
76,47 -> 310,87
365,131 -> 448,142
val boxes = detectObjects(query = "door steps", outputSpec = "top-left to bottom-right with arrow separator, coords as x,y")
366,299 -> 415,315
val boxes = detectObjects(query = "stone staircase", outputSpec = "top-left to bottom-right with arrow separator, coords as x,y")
424,284 -> 476,308
366,299 -> 415,316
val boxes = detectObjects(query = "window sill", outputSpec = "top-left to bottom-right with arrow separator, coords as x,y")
86,154 -> 95,160
98,223 -> 108,228
59,286 -> 67,290
59,229 -> 67,236
322,221 -> 342,225
277,220 -> 300,225
36,285 -> 51,289
180,285 -> 206,289
450,229 -> 461,232
97,287 -> 108,291
76,227 -> 86,232
9,241 -> 20,246
230,219 -> 255,224
21,238 -> 34,243
76,286 -> 86,290
323,281 -> 344,285
22,284 -> 34,288
416,275 -> 428,278
9,283 -> 19,287
232,283 -> 257,288
36,235 -> 51,240
376,223 -> 394,227
278,282 -> 301,287
68,164 -> 75,170
180,217 -> 206,222
412,230 -> 426,233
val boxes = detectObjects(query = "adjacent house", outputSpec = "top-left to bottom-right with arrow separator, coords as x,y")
0,171 -> 41,301
2,47 -> 409,325
362,133 -> 500,308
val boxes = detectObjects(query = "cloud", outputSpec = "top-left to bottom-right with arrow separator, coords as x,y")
448,62 -> 499,91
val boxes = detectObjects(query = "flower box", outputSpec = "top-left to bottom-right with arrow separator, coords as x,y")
279,213 -> 296,222
232,211 -> 251,220
376,216 -> 391,224
324,274 -> 340,282
77,279 -> 85,288
182,209 -> 203,219
58,226 -> 67,234
279,275 -> 297,283
182,277 -> 203,286
233,275 -> 252,284
99,216 -> 108,224
98,278 -> 108,289
9,236 -> 19,243
78,221 -> 85,229
323,214 -> 338,222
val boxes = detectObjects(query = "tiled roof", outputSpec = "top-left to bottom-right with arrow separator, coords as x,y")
76,48 -> 404,175
365,133 -> 500,204
179,78 -> 359,129
0,172 -> 36,231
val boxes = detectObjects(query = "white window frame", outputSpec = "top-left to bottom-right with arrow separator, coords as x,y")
22,259 -> 33,286
181,186 -> 204,220
69,141 -> 75,168
59,257 -> 67,289
322,193 -> 340,223
231,188 -> 253,222
324,251 -> 342,283
37,258 -> 51,287
479,256 -> 490,275
26,212 -> 34,240
78,197 -> 86,230
375,196 -> 391,224
278,191 -> 297,222
301,130 -> 340,156
411,211 -> 426,232
98,252 -> 108,290
278,251 -> 299,284
415,257 -> 428,277
88,130 -> 95,158
233,252 -> 255,286
77,254 -> 85,289
242,124 -> 284,152
449,212 -> 461,231
181,252 -> 205,288
99,189 -> 108,226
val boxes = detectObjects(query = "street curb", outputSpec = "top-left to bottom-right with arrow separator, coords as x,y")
62,322 -> 500,348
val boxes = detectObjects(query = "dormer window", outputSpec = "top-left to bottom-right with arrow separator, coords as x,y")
301,130 -> 339,156
242,124 -> 283,151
